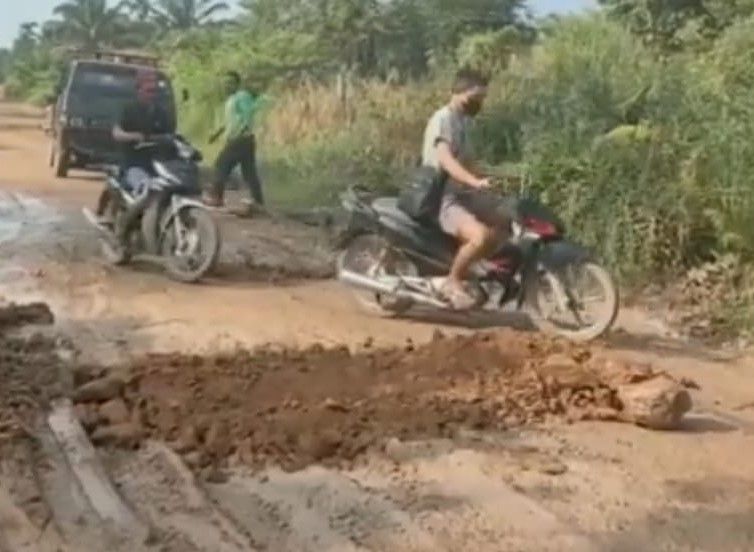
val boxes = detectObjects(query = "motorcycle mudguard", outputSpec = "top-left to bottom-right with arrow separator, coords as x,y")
335,210 -> 379,249
537,240 -> 592,271
158,197 -> 209,238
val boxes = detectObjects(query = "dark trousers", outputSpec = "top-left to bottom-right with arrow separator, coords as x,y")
213,134 -> 264,204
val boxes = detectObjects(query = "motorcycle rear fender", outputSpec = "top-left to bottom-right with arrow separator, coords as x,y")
334,209 -> 380,249
537,240 -> 592,271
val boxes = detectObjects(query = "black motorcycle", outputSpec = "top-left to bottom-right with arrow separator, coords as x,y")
83,135 -> 221,283
336,186 -> 618,341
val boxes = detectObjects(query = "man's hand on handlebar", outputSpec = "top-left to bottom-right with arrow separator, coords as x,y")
135,134 -> 173,147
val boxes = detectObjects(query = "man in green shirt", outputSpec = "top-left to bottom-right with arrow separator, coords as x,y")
204,71 -> 265,208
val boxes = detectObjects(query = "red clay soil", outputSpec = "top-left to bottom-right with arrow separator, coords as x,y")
75,331 -> 687,473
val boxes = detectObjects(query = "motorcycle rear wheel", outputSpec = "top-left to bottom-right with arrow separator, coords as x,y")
337,234 -> 418,317
527,262 -> 618,342
160,207 -> 221,283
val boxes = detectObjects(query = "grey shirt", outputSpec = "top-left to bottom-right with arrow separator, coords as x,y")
421,105 -> 471,171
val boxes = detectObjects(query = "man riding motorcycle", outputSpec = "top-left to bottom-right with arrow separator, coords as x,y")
97,69 -> 173,229
421,69 -> 510,309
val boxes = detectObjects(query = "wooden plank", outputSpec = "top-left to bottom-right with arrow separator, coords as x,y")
47,399 -> 149,543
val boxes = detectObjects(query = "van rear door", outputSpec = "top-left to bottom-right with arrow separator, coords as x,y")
63,62 -> 176,164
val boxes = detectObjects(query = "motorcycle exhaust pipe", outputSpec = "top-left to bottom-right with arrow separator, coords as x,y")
338,268 -> 400,295
337,269 -> 447,309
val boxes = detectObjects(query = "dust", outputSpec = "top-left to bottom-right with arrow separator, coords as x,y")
72,331 -> 690,475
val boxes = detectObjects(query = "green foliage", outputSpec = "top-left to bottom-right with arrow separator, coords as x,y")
456,27 -> 523,75
0,49 -> 10,84
147,0 -> 230,30
52,0 -> 131,50
597,0 -> 754,51
4,48 -> 63,104
240,0 -> 531,77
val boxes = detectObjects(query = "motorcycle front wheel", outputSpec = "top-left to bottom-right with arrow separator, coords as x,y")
527,262 -> 619,342
160,207 -> 221,283
95,192 -> 132,266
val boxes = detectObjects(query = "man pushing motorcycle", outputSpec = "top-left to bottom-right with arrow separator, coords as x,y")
421,69 -> 509,309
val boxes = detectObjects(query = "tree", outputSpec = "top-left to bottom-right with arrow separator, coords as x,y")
239,0 -> 530,77
12,23 -> 40,59
0,49 -> 10,84
125,0 -> 153,21
52,0 -> 129,50
598,0 -> 754,51
420,0 -> 530,55
149,0 -> 230,30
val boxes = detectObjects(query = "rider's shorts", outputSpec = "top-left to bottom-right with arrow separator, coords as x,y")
124,167 -> 151,195
439,189 -> 511,238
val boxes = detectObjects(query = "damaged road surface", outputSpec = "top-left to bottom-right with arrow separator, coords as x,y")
2,300 -> 754,552
2,100 -> 754,552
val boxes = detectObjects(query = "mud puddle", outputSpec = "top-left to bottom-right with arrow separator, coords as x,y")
0,191 -> 61,246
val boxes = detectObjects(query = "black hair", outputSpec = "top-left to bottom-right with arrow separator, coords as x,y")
226,71 -> 241,84
452,68 -> 489,94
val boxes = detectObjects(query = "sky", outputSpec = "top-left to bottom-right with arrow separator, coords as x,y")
0,0 -> 599,49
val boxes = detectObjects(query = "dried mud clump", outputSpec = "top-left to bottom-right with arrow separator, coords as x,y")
73,331 -> 694,473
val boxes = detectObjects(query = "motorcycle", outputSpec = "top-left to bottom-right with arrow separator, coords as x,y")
336,186 -> 619,341
83,135 -> 221,283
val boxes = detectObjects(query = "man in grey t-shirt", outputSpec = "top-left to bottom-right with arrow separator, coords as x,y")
421,69 -> 505,309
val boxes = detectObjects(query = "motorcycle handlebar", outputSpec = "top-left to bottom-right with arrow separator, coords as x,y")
134,135 -> 175,149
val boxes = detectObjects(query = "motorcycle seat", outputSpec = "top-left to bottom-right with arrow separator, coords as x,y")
373,197 -> 433,229
372,197 -> 456,243
370,197 -> 465,264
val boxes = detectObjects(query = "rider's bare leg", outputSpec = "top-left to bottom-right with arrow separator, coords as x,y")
449,218 -> 495,285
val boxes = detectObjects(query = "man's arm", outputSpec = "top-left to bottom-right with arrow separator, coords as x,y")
112,124 -> 145,143
436,142 -> 488,188
112,106 -> 145,143
208,126 -> 225,144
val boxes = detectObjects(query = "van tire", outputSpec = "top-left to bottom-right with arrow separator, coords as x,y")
55,146 -> 70,178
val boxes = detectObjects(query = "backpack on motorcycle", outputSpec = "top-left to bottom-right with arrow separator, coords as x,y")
397,166 -> 447,223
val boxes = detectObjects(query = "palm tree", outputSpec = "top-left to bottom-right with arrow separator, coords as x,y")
150,0 -> 230,30
53,0 -> 128,50
125,0 -> 154,22
12,23 -> 40,54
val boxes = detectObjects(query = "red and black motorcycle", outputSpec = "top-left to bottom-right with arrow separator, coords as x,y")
336,186 -> 618,341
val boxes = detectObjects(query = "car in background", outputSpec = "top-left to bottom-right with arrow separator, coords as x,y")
49,50 -> 176,178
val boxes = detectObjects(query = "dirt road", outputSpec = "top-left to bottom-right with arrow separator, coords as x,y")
1,97 -> 754,551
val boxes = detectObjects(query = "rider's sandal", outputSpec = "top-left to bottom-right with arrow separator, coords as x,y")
435,279 -> 477,311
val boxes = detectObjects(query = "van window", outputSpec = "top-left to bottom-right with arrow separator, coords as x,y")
66,63 -> 175,127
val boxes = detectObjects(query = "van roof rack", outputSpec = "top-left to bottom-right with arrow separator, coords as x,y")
58,47 -> 160,67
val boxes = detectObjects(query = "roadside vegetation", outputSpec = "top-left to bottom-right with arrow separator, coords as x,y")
3,0 -> 754,338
